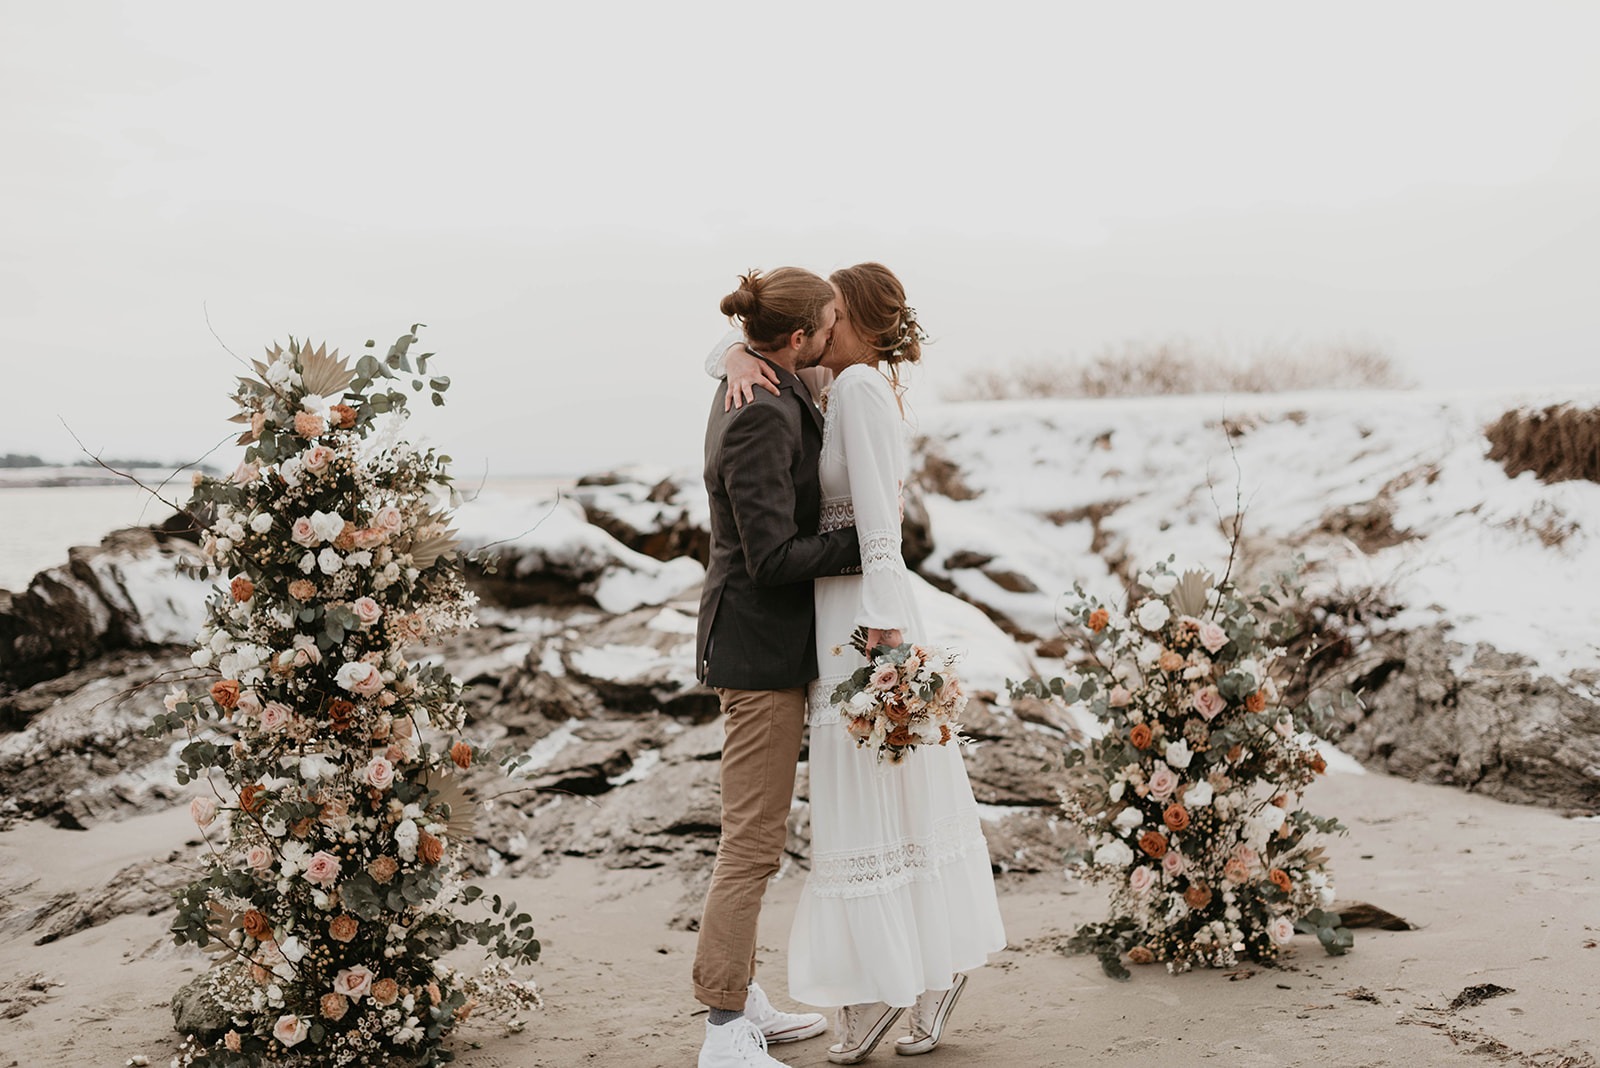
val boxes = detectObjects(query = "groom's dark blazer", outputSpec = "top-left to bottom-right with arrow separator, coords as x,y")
697,354 -> 860,691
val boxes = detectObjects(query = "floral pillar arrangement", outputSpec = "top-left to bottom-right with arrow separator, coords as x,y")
1015,562 -> 1353,979
153,331 -> 539,1065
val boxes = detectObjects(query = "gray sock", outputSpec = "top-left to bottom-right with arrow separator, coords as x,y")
709,1008 -> 744,1026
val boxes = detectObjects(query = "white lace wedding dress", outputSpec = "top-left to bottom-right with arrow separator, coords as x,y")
786,364 -> 1005,1008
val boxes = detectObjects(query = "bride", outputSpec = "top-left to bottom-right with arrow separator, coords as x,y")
708,263 -> 1006,1063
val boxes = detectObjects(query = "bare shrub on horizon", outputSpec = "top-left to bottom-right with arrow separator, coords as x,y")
954,337 -> 1413,401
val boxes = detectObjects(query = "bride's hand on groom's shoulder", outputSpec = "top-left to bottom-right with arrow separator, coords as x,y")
866,627 -> 904,652
725,345 -> 782,411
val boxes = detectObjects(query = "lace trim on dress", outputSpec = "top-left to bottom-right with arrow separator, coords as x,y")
806,811 -> 992,900
860,527 -> 901,574
808,672 -> 855,725
819,497 -> 854,533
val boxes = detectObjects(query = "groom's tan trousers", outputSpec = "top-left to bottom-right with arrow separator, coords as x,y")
692,686 -> 808,1010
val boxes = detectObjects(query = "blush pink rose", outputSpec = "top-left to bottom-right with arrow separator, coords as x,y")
351,597 -> 383,627
1108,685 -> 1132,708
353,528 -> 386,550
333,964 -> 374,1000
244,844 -> 273,871
1128,866 -> 1156,894
1147,765 -> 1179,802
235,690 -> 262,718
336,661 -> 385,696
1192,686 -> 1226,720
1197,620 -> 1229,654
272,1014 -> 308,1048
373,505 -> 404,535
869,665 -> 899,691
1162,850 -> 1187,877
365,756 -> 396,791
303,445 -> 336,474
1269,916 -> 1297,945
190,796 -> 218,828
302,850 -> 342,888
261,702 -> 293,731
291,517 -> 319,547
230,461 -> 259,485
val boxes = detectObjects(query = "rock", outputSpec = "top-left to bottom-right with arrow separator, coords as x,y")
570,468 -> 712,566
1328,625 -> 1600,812
0,973 -> 60,1021
28,854 -> 190,945
171,973 -> 229,1043
0,527 -> 205,697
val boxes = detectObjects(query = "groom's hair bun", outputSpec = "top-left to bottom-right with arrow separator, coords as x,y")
720,268 -> 835,349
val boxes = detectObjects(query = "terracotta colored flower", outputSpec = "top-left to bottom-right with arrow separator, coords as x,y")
230,576 -> 254,602
250,962 -> 271,984
1137,830 -> 1169,859
426,982 -> 442,1005
331,403 -> 357,429
1269,868 -> 1293,893
224,1031 -> 242,1053
328,913 -> 359,943
210,679 -> 241,710
288,579 -> 317,601
1227,744 -> 1244,763
1128,723 -> 1153,750
1163,804 -> 1190,832
1310,753 -> 1328,774
450,741 -> 473,769
293,412 -> 326,438
335,521 -> 358,551
327,698 -> 355,731
1126,946 -> 1155,965
367,855 -> 399,885
1158,649 -> 1185,673
241,909 -> 272,942
320,799 -> 349,826
418,830 -> 444,866
320,993 -> 349,1022
393,613 -> 427,642
1184,883 -> 1213,910
1223,857 -> 1252,884
455,997 -> 478,1022
239,783 -> 266,814
370,978 -> 399,1006
1245,689 -> 1268,713
1087,607 -> 1110,632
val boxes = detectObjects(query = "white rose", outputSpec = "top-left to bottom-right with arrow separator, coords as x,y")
1128,866 -> 1156,894
1150,572 -> 1178,595
1093,838 -> 1135,869
299,755 -> 335,781
1185,780 -> 1215,807
1108,780 -> 1126,803
250,513 -> 274,534
1269,916 -> 1297,945
1136,600 -> 1171,632
345,549 -> 372,569
316,547 -> 342,575
272,1014 -> 308,1048
1113,807 -> 1144,833
190,648 -> 213,668
1164,739 -> 1193,769
278,936 -> 307,963
309,510 -> 345,543
298,552 -> 317,574
279,457 -> 304,487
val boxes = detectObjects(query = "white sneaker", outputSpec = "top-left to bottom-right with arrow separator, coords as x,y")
745,980 -> 828,1044
699,1017 -> 792,1068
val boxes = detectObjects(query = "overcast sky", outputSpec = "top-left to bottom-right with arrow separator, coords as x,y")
3,1 -> 1597,477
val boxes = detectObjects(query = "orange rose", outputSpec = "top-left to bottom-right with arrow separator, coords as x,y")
320,993 -> 349,1021
418,830 -> 444,866
329,913 -> 359,942
1310,753 -> 1327,774
230,577 -> 254,602
327,698 -> 355,731
1127,946 -> 1155,965
293,412 -> 326,438
939,724 -> 953,745
241,909 -> 272,941
331,403 -> 357,429
210,679 -> 241,710
1128,723 -> 1153,750
450,741 -> 473,769
290,817 -> 314,838
1158,650 -> 1185,673
1163,804 -> 1190,832
1245,690 -> 1268,713
288,579 -> 317,601
1269,868 -> 1293,893
886,727 -> 917,747
1088,608 -> 1110,632
239,783 -> 266,814
370,978 -> 399,1006
1138,830 -> 1169,859
368,855 -> 399,884
1184,883 -> 1213,910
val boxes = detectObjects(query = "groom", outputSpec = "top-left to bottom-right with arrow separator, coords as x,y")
694,268 -> 862,1067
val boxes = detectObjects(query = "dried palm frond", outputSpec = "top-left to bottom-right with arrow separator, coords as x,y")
420,769 -> 480,843
1172,570 -> 1214,617
203,901 -> 242,955
402,511 -> 461,569
299,341 -> 356,398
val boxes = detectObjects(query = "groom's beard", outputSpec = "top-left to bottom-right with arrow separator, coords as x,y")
796,337 -> 831,370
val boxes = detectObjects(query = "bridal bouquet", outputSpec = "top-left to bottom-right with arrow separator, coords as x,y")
830,626 -> 968,763
1015,562 -> 1351,978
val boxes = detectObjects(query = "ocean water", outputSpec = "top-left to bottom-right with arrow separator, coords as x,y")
0,476 -> 571,593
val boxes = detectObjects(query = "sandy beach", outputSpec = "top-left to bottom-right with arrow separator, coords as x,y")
3,766 -> 1595,1068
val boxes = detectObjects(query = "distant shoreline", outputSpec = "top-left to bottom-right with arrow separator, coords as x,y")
0,467 -> 202,490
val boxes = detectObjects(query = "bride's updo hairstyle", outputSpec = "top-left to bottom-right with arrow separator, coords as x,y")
829,262 -> 925,369
720,267 -> 836,350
